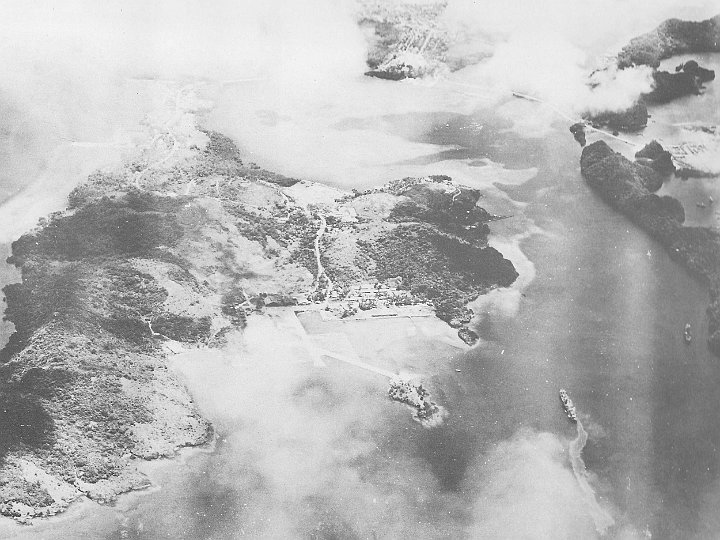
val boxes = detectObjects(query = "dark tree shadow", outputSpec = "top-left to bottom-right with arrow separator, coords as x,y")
0,378 -> 58,464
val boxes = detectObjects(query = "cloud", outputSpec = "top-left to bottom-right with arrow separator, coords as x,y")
442,0 -> 719,54
0,0 -> 366,79
441,0 -> 719,115
0,0 -> 373,227
0,0 -> 367,135
167,316 -> 467,539
464,429 -> 604,539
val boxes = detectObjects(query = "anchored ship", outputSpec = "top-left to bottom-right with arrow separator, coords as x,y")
559,389 -> 577,422
684,323 -> 692,344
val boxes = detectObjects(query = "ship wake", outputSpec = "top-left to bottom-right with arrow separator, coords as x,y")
569,419 -> 615,536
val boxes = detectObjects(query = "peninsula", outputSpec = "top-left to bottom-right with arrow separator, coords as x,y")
0,127 -> 517,520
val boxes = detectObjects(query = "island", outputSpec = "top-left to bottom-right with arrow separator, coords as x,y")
0,127 -> 517,520
584,102 -> 650,133
580,140 -> 720,358
583,13 -> 720,133
617,14 -> 720,69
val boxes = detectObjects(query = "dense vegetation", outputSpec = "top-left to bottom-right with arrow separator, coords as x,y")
10,192 -> 186,265
617,14 -> 720,68
0,122 -> 521,517
0,127 -> 317,519
199,131 -> 299,187
226,204 -> 287,248
0,189 -> 216,509
585,101 -> 649,132
635,140 -> 675,175
0,377 -> 56,458
389,184 -> 493,242
644,70 -> 704,103
362,223 -> 517,322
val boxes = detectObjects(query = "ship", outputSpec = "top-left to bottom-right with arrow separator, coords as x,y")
559,389 -> 577,422
684,323 -> 692,344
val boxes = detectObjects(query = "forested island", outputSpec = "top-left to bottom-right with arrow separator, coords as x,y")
617,14 -> 720,69
580,140 -> 720,357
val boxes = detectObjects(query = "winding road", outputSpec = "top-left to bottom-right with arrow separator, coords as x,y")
311,213 -> 334,304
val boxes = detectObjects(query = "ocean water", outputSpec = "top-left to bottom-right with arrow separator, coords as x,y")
1,52 -> 719,540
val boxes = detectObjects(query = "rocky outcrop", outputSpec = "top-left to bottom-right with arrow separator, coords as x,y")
569,123 -> 587,147
388,376 -> 446,427
617,14 -> 720,69
677,60 -> 716,82
581,141 -> 668,200
614,15 -> 718,105
457,327 -> 479,346
631,140 -> 675,192
644,69 -> 705,103
581,141 -> 720,358
585,101 -> 649,132
635,140 -> 676,175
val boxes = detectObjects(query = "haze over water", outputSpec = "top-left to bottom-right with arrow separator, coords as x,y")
1,2 -> 720,539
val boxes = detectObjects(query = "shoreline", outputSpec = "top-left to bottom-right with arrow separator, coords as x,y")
0,434 -> 217,537
580,139 -> 720,356
0,100 -> 518,521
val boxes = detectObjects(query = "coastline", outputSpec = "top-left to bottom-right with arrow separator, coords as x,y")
580,140 -> 720,356
0,99 -> 518,521
0,435 -> 218,538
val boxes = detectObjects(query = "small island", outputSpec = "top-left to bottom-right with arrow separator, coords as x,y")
358,1 -> 448,80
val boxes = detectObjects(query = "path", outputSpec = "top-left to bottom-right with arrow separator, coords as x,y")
315,348 -> 395,379
311,213 -> 334,305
